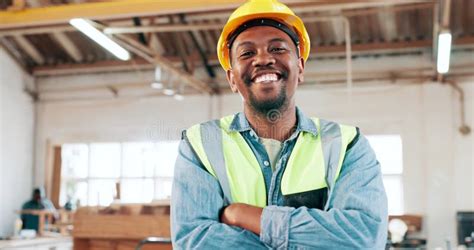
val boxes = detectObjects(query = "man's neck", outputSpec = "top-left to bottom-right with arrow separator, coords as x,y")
244,104 -> 297,142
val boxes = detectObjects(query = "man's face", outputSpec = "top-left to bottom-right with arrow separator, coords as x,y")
226,26 -> 305,116
33,191 -> 41,202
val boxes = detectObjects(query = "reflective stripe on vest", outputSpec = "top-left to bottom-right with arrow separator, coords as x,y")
186,115 -> 357,208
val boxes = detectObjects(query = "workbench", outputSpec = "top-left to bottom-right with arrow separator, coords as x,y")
73,204 -> 171,250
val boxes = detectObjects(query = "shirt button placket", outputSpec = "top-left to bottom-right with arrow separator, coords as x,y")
272,145 -> 288,204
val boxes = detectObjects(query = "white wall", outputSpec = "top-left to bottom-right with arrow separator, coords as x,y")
34,57 -> 473,248
0,48 -> 35,236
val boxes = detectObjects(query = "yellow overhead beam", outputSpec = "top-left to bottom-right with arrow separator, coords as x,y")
0,0 -> 243,29
0,0 -> 433,29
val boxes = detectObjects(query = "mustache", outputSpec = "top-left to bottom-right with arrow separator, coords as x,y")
242,67 -> 289,86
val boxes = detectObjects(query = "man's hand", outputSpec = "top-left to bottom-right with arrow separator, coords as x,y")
220,203 -> 263,235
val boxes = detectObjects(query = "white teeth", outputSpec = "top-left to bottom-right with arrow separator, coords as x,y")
255,73 -> 278,83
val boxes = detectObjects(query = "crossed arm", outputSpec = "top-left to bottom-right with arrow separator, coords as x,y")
220,203 -> 262,235
171,135 -> 388,249
171,138 -> 269,249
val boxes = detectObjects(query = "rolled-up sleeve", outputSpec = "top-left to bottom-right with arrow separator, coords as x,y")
171,136 -> 269,249
260,134 -> 388,249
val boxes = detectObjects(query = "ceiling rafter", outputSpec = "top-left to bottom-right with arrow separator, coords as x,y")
113,32 -> 214,94
13,35 -> 44,64
51,32 -> 82,62
32,36 -> 474,77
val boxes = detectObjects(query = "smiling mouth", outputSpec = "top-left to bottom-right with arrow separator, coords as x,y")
252,73 -> 282,84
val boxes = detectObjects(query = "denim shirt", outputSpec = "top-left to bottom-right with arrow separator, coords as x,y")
171,108 -> 388,249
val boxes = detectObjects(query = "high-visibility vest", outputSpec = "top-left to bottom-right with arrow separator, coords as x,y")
186,115 -> 357,208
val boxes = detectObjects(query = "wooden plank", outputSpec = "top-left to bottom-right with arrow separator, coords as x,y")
89,239 -> 116,250
73,214 -> 171,239
117,240 -> 171,250
72,239 -> 171,250
51,146 -> 62,208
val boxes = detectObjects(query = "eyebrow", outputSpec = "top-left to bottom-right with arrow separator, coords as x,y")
236,37 -> 289,48
268,38 -> 288,44
234,41 -> 254,50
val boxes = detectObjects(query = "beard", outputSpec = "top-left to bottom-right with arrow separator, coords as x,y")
248,84 -> 287,116
242,68 -> 289,116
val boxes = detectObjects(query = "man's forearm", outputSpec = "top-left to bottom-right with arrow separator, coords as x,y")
220,203 -> 263,235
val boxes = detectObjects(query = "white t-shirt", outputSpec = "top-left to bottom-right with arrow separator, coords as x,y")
260,137 -> 283,171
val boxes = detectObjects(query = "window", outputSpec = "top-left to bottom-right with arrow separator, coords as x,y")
366,135 -> 404,215
59,141 -> 179,207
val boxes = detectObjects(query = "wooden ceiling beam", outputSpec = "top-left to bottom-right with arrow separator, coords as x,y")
377,6 -> 397,42
0,0 -> 434,29
103,23 -> 222,35
33,58 -> 153,76
32,35 -> 474,76
13,35 -> 44,64
327,11 -> 345,45
114,33 -> 214,94
148,33 -> 165,55
7,0 -> 26,11
51,32 -> 83,62
0,26 -> 76,37
0,37 -> 31,74
183,1 -> 435,22
0,2 -> 435,37
0,0 -> 243,29
146,17 -> 165,56
441,0 -> 452,29
431,1 -> 439,61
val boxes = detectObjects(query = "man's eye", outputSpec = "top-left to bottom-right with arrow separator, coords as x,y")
271,47 -> 286,52
240,51 -> 254,57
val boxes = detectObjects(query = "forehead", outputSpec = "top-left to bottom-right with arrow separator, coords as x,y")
231,26 -> 294,48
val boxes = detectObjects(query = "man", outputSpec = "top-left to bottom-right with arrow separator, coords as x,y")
21,187 -> 57,231
171,0 -> 387,249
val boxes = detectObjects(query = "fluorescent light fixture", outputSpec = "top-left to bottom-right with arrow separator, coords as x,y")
163,88 -> 175,96
151,82 -> 163,89
437,31 -> 452,74
174,94 -> 184,101
69,18 -> 131,61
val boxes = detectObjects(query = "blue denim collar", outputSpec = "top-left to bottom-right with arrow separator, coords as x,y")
228,106 -> 318,137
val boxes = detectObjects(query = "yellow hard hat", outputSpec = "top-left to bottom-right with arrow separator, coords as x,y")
217,0 -> 311,71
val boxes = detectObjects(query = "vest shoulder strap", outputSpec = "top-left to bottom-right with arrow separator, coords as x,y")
313,118 -> 357,186
185,117 -> 237,205
185,121 -> 218,178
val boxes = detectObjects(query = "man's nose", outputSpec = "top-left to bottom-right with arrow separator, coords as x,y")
252,50 -> 276,67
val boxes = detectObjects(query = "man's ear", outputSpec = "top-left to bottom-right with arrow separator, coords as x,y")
226,69 -> 238,93
297,57 -> 305,84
